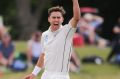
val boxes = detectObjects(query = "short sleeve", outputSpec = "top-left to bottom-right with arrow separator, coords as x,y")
62,23 -> 76,39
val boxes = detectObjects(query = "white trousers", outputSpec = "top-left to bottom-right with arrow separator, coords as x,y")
41,70 -> 70,79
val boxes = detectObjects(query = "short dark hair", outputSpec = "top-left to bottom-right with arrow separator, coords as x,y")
48,6 -> 66,17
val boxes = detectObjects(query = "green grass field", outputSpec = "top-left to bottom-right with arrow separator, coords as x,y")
0,41 -> 120,79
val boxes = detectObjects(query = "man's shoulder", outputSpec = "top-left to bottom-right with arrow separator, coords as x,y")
62,24 -> 68,27
62,23 -> 74,29
42,30 -> 49,36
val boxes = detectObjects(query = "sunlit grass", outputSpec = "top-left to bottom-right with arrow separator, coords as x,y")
1,41 -> 120,79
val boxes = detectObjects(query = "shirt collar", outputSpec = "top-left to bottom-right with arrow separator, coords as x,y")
48,25 -> 62,33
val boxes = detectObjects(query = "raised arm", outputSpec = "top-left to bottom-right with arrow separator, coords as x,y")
69,0 -> 81,28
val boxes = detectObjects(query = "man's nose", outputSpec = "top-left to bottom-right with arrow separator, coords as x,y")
54,18 -> 59,21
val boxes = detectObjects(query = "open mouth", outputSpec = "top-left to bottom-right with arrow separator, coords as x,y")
53,24 -> 59,26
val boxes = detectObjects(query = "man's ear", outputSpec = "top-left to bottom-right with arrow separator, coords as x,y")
62,17 -> 64,23
48,17 -> 50,22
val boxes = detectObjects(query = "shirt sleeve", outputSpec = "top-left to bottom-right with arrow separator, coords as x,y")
62,23 -> 77,40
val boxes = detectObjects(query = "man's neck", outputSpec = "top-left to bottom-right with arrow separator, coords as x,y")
50,25 -> 60,32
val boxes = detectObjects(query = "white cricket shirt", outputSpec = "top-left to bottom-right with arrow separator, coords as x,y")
41,23 -> 76,73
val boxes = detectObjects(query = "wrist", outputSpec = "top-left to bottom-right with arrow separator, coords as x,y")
31,73 -> 36,78
32,66 -> 41,76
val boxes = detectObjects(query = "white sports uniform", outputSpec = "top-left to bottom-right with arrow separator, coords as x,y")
41,23 -> 76,79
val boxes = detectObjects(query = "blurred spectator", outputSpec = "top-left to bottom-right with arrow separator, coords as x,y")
107,18 -> 120,64
71,29 -> 82,73
27,31 -> 42,66
77,13 -> 108,48
69,49 -> 81,73
0,16 -> 7,40
0,33 -> 15,67
73,29 -> 85,47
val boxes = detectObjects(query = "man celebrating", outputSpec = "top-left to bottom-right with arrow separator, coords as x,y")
24,0 -> 80,79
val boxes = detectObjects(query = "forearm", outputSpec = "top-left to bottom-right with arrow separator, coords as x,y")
72,52 -> 80,66
8,54 -> 14,63
70,0 -> 80,27
27,50 -> 32,62
73,0 -> 80,21
0,57 -> 8,66
36,53 -> 44,68
31,53 -> 44,76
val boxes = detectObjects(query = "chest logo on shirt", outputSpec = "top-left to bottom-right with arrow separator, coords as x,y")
44,35 -> 48,42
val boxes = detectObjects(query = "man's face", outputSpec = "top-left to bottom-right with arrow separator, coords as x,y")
48,11 -> 64,27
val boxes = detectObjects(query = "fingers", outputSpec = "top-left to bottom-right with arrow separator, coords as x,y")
23,74 -> 35,79
23,76 -> 30,79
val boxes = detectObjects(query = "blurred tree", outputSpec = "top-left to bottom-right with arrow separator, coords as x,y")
0,0 -> 119,40
0,0 -> 51,40
0,0 -> 17,39
16,0 -> 51,40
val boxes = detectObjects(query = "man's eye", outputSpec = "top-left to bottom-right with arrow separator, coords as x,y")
52,17 -> 56,19
57,17 -> 60,19
52,17 -> 61,19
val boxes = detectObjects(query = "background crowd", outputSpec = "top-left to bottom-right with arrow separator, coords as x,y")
0,0 -> 120,79
0,14 -> 120,74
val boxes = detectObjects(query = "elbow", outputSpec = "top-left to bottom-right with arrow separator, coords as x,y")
74,14 -> 81,22
77,17 -> 80,21
74,16 -> 80,22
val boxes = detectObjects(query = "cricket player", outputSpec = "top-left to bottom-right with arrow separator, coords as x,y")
24,0 -> 80,79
